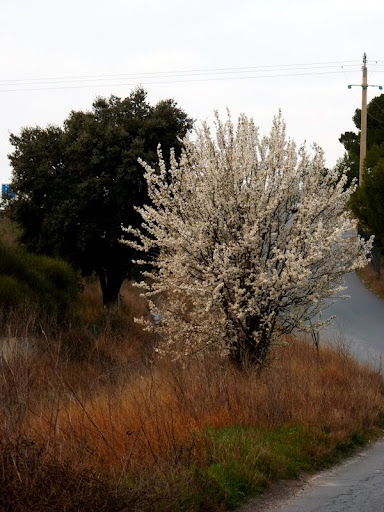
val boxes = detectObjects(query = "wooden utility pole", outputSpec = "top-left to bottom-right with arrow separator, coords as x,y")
359,53 -> 368,186
348,54 -> 382,186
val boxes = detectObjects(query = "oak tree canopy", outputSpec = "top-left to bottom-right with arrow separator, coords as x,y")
9,87 -> 193,306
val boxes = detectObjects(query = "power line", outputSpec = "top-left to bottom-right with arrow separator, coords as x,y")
0,65 -> 361,87
370,96 -> 384,115
367,111 -> 384,125
0,68 -> 361,93
0,59 -> 361,86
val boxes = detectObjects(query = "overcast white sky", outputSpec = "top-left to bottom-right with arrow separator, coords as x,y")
1,0 -> 384,184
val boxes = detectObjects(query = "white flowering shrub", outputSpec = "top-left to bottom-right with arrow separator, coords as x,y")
122,112 -> 372,365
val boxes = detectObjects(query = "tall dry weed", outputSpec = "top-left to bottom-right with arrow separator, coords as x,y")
358,263 -> 384,299
1,279 -> 383,511
15,337 -> 382,474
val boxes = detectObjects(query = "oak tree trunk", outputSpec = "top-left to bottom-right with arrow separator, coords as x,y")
97,267 -> 125,308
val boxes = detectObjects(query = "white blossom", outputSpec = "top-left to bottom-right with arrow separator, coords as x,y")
121,112 -> 372,364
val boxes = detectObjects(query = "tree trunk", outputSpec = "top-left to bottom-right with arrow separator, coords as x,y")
228,314 -> 275,366
97,267 -> 125,308
229,336 -> 271,367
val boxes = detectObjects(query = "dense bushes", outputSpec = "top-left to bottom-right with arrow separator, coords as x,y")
0,243 -> 78,318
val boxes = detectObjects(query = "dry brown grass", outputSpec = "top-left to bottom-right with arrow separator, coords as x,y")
358,263 -> 384,299
1,281 -> 384,510
4,337 -> 383,470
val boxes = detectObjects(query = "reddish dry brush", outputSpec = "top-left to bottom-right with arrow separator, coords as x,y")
11,337 -> 383,473
0,281 -> 383,511
358,263 -> 384,299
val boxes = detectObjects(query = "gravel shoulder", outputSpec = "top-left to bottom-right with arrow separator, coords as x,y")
238,476 -> 312,511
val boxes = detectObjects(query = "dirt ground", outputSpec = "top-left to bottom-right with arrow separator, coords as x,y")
238,474 -> 314,512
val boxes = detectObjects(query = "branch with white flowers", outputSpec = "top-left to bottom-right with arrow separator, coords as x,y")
121,112 -> 372,365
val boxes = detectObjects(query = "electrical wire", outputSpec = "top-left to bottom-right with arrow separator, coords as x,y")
0,59 -> 361,83
367,110 -> 384,125
370,96 -> 384,115
0,60 -> 362,93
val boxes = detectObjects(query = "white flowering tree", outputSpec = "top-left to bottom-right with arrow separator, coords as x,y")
122,112 -> 372,365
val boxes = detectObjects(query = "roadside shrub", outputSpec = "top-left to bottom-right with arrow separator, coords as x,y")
0,212 -> 20,247
0,243 -> 78,319
0,275 -> 31,308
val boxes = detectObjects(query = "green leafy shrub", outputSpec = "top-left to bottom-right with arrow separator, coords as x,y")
0,243 -> 78,318
0,275 -> 30,307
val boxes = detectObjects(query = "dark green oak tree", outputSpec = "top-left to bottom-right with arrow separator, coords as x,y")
9,88 -> 193,306
339,93 -> 384,185
349,158 -> 384,250
339,94 -> 384,250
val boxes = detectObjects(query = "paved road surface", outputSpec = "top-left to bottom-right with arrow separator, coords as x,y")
263,440 -> 384,512
240,272 -> 384,512
322,272 -> 384,367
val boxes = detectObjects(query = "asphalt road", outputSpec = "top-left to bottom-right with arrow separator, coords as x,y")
322,272 -> 384,368
263,440 -> 384,512
240,272 -> 384,512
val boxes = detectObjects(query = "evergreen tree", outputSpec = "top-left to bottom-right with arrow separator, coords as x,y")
9,88 -> 193,306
